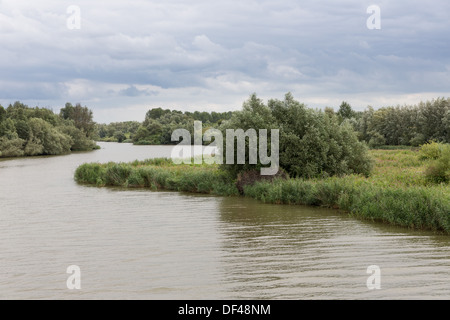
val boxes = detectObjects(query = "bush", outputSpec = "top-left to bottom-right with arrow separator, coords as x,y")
0,137 -> 25,157
220,93 -> 374,178
368,132 -> 386,148
419,141 -> 445,160
424,146 -> 450,183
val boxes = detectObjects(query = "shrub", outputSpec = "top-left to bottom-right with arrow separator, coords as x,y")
220,93 -> 374,178
368,132 -> 386,148
424,146 -> 450,183
419,141 -> 446,160
0,137 -> 25,157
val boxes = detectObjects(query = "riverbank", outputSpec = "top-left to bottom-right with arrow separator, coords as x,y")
74,149 -> 450,234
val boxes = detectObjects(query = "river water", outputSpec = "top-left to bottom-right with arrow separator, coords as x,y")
0,142 -> 449,299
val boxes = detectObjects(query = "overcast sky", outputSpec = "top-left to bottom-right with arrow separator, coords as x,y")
1,0 -> 449,123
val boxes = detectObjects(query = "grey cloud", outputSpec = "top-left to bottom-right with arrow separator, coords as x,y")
0,0 -> 449,121
119,85 -> 158,97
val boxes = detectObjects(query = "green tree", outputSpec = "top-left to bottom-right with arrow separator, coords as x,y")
114,131 -> 126,143
0,137 -> 25,157
1,101 -> 97,158
58,123 -> 96,151
337,101 -> 356,121
60,103 -> 96,138
0,118 -> 18,140
0,105 -> 6,122
221,93 -> 373,178
24,118 -> 72,155
417,98 -> 449,143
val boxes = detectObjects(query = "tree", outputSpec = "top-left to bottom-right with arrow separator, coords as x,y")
0,137 -> 25,157
114,131 -> 126,143
221,93 -> 373,178
58,124 -> 96,151
24,118 -> 72,155
60,103 -> 96,138
356,106 -> 374,143
324,107 -> 335,118
417,98 -> 449,143
219,93 -> 277,177
337,101 -> 356,121
1,101 -> 97,158
0,118 -> 18,140
0,105 -> 6,122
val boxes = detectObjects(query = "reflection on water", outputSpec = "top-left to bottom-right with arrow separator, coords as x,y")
218,197 -> 450,299
0,142 -> 449,299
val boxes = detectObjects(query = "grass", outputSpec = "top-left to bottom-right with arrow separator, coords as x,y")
74,148 -> 450,234
75,158 -> 239,196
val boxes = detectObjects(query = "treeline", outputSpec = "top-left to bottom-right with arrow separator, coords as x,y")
97,97 -> 449,149
97,107 -> 233,145
97,121 -> 141,143
331,98 -> 450,147
0,102 -> 97,158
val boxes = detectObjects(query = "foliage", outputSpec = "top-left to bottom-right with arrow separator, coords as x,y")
96,121 -> 141,142
244,148 -> 450,233
58,124 -> 97,151
351,98 -> 449,146
0,101 -> 97,158
60,103 -> 96,138
423,143 -> 450,183
337,101 -> 356,121
419,141 -> 446,160
0,137 -> 25,157
220,93 -> 373,178
74,158 -> 239,196
96,108 -> 233,145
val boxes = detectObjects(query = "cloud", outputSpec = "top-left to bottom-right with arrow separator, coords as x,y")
0,0 -> 449,122
119,85 -> 159,97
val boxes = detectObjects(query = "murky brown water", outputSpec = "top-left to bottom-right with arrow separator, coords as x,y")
0,142 -> 449,299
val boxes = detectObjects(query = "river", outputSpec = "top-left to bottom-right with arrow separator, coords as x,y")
0,142 -> 449,299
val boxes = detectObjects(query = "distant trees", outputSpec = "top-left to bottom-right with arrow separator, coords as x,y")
328,98 -> 449,148
96,107 -> 233,145
0,101 -> 97,158
363,98 -> 449,147
97,121 -> 141,142
141,110 -> 193,145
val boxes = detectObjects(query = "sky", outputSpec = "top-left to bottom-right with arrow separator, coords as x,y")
0,0 -> 449,123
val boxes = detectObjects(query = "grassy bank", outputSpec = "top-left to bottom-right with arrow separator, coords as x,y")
75,157 -> 239,196
75,149 -> 450,234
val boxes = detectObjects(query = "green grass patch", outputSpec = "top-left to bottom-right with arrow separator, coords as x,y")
74,157 -> 239,196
